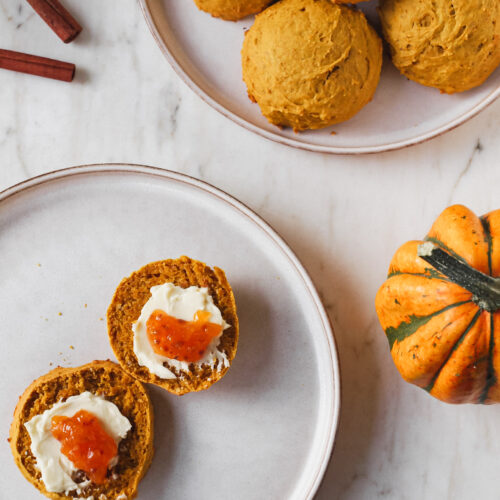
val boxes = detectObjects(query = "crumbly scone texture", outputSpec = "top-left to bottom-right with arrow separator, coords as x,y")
379,0 -> 500,93
107,256 -> 239,396
241,0 -> 383,131
9,360 -> 154,500
194,0 -> 272,21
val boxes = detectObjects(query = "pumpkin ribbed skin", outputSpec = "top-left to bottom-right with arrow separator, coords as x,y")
375,205 -> 500,404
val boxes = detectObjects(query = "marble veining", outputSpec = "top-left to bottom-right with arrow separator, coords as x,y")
1,1 -> 500,499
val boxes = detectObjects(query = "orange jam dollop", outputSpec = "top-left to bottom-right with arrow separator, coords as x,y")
146,309 -> 223,363
51,410 -> 117,484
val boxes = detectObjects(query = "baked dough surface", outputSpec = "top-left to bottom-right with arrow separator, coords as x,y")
194,0 -> 272,21
379,0 -> 500,93
242,0 -> 383,131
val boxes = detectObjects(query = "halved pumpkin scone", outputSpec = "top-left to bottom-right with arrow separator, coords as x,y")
10,360 -> 154,500
107,256 -> 239,396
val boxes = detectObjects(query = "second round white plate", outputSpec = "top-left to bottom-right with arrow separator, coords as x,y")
0,165 -> 340,500
140,0 -> 500,154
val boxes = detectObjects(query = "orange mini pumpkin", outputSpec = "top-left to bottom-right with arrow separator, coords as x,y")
375,205 -> 500,404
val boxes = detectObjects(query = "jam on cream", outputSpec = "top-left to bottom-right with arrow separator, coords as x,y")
25,392 -> 131,494
51,409 -> 118,484
133,283 -> 230,379
146,309 -> 223,362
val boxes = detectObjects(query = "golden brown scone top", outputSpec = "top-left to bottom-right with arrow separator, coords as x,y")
241,0 -> 383,131
379,0 -> 500,93
193,0 -> 272,21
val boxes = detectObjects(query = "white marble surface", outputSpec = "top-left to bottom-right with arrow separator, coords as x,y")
0,1 -> 499,499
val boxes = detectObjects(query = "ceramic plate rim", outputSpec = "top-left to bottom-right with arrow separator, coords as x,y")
138,0 -> 500,155
0,163 -> 341,499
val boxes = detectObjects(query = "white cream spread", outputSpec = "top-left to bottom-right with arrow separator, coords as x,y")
132,283 -> 230,379
24,392 -> 131,494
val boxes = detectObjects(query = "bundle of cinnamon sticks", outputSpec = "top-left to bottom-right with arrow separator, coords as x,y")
0,0 -> 82,82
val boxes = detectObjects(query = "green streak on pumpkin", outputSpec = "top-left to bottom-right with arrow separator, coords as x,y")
385,300 -> 471,350
387,269 -> 447,280
424,309 -> 482,393
424,236 -> 468,265
481,216 -> 493,276
479,314 -> 496,404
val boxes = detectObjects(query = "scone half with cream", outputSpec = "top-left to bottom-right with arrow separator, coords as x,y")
107,256 -> 239,395
10,360 -> 154,500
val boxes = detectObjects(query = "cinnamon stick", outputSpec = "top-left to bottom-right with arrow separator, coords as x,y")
0,49 -> 75,82
26,0 -> 82,43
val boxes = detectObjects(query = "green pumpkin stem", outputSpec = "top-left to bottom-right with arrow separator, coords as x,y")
418,242 -> 500,313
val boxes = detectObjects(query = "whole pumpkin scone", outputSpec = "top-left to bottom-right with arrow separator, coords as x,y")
108,256 -> 239,396
241,0 -> 382,131
193,0 -> 272,21
10,361 -> 154,499
379,0 -> 500,93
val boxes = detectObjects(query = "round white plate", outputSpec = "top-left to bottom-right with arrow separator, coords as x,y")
0,164 -> 340,500
139,0 -> 500,154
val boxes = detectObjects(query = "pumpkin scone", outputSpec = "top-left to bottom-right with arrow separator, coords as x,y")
241,0 -> 382,131
376,205 -> 500,404
193,0 -> 272,21
379,0 -> 500,93
10,360 -> 154,499
108,256 -> 239,396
